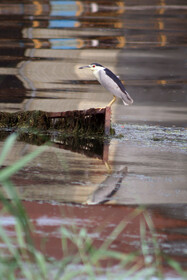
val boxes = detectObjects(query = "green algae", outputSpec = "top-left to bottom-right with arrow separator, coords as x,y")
0,111 -> 49,130
0,109 -> 113,137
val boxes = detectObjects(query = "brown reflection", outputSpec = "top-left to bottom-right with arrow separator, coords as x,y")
0,130 -> 107,160
0,76 -> 27,111
1,201 -> 187,275
52,136 -> 108,161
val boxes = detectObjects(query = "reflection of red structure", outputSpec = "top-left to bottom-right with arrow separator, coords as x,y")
1,201 -> 186,276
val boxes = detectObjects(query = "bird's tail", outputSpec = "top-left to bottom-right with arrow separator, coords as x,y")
122,90 -> 133,106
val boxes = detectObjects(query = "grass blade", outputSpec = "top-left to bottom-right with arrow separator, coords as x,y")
0,133 -> 17,167
0,145 -> 46,182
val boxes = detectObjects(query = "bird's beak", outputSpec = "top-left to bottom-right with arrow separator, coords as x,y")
79,65 -> 90,69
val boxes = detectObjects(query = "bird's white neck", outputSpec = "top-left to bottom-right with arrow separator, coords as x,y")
92,68 -> 102,83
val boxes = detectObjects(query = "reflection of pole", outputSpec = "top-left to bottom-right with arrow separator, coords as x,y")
103,139 -> 111,173
158,0 -> 166,15
103,140 -> 109,163
157,0 -> 167,48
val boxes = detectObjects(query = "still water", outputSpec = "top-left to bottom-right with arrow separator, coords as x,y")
0,0 -> 187,278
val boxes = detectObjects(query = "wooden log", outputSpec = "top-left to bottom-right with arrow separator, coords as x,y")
0,107 -> 114,136
47,107 -> 112,136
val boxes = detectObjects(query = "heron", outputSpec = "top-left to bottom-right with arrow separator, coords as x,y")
79,63 -> 133,107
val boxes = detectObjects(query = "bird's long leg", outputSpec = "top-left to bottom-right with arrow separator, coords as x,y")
107,95 -> 116,107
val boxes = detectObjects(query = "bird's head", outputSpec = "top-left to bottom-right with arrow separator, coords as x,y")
79,63 -> 104,72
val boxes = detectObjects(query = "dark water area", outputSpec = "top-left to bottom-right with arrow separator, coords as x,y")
0,0 -> 187,278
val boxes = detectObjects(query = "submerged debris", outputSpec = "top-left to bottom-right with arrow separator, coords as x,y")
0,107 -> 114,136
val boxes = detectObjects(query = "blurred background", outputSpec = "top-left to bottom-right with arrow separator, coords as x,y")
0,0 -> 186,125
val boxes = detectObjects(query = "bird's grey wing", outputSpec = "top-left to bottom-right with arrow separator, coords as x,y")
99,68 -> 133,105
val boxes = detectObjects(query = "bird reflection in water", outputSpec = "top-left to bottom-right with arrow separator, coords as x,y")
86,167 -> 128,205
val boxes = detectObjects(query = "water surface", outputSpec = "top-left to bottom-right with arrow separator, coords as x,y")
0,0 -> 187,277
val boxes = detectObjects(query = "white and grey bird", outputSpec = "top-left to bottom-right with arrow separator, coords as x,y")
79,63 -> 133,107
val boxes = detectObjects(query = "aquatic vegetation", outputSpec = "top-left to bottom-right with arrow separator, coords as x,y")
0,108 -> 114,137
113,124 -> 187,152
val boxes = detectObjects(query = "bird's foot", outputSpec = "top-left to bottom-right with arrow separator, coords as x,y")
95,107 -> 105,111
